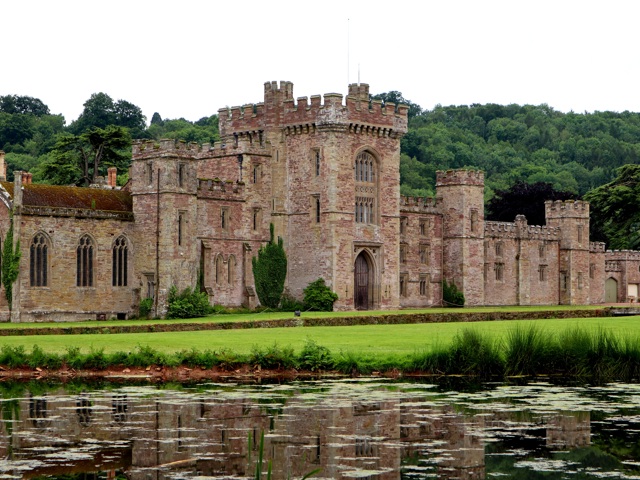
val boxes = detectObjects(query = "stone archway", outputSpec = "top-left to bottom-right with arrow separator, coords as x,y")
354,252 -> 373,310
605,277 -> 618,303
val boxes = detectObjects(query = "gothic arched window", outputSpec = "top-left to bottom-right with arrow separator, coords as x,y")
228,255 -> 236,284
30,233 -> 48,287
77,235 -> 94,287
112,235 -> 128,287
354,151 -> 378,225
216,255 -> 224,285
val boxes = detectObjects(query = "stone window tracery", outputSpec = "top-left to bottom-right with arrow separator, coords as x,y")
354,151 -> 377,225
76,235 -> 94,287
216,255 -> 224,285
419,276 -> 428,296
420,245 -> 430,265
228,255 -> 236,284
539,264 -> 548,282
495,262 -> 504,282
112,235 -> 128,287
30,233 -> 48,287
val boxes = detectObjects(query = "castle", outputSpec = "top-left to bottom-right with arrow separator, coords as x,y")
0,81 -> 637,322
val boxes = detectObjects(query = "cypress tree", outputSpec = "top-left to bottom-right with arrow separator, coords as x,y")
252,224 -> 287,308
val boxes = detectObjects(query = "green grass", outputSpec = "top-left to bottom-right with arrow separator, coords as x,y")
0,316 -> 637,355
0,304 -> 603,330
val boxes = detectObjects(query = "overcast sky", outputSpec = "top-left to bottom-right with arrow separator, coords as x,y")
4,0 -> 639,124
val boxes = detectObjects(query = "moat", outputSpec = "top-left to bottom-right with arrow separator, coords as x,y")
0,378 -> 639,479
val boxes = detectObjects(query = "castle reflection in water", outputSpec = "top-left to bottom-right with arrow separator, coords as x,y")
0,381 -> 593,479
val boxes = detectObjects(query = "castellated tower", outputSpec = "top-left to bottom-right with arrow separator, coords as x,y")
436,170 -> 485,305
219,81 -> 408,309
545,200 -> 591,305
129,140 -> 200,317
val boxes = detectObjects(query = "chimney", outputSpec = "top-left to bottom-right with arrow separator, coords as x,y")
21,171 -> 32,185
0,151 -> 6,181
108,167 -> 117,188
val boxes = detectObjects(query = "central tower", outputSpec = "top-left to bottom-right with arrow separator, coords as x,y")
219,82 -> 409,309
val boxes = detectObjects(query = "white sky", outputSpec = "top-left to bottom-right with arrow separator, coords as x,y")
3,0 -> 640,124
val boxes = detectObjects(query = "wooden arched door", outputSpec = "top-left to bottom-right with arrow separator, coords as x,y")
605,278 -> 618,303
354,252 -> 371,310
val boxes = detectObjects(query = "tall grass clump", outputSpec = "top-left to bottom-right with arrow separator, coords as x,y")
504,325 -> 554,376
334,351 -> 377,375
587,328 -> 622,381
409,329 -> 501,377
249,343 -> 296,370
617,334 -> 640,381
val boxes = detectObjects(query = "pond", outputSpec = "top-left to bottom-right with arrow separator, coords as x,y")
0,378 -> 638,479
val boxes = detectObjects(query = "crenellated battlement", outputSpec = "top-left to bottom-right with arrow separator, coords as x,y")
544,199 -> 590,218
590,242 -> 606,253
435,169 -> 485,187
485,220 -> 561,240
132,138 -> 270,161
399,195 -> 439,214
218,81 -> 408,138
605,249 -> 640,260
197,177 -> 245,200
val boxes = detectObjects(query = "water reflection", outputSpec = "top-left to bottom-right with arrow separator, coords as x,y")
0,379 -> 637,479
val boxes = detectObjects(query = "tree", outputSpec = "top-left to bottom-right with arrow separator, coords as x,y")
70,93 -> 146,137
0,112 -> 35,149
252,224 -> 287,309
486,181 -> 577,226
0,95 -> 50,116
150,112 -> 164,126
37,126 -> 131,186
371,91 -> 422,118
584,164 -> 640,249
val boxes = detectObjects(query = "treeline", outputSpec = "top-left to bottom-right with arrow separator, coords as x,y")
399,100 -> 640,199
4,90 -> 640,248
0,93 -> 219,185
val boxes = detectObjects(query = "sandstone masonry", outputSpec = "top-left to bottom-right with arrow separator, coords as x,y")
0,81 -> 634,321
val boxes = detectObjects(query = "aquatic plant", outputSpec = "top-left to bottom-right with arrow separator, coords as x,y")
504,324 -> 554,376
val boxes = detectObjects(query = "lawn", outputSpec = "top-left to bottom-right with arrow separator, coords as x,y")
0,304 -> 602,329
0,315 -> 637,356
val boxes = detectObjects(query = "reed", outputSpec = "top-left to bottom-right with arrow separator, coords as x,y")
0,326 -> 639,382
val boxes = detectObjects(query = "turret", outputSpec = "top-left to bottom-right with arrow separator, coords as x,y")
545,200 -> 590,305
436,170 -> 485,305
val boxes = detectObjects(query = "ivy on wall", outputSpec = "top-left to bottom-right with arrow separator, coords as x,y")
2,214 -> 21,311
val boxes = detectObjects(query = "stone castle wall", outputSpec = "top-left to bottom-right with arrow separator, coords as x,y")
1,82 -> 639,320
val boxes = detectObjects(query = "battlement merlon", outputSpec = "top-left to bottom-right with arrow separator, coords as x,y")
590,242 -> 606,253
132,138 -> 270,161
399,195 -> 440,214
435,170 -> 485,187
544,199 -> 590,219
218,81 -> 408,137
605,249 -> 640,260
197,177 -> 245,199
484,220 -> 561,240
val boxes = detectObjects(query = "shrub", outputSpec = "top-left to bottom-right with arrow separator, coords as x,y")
166,285 -> 214,319
249,343 -> 296,370
298,340 -> 334,371
139,298 -> 153,319
303,278 -> 338,311
252,224 -> 287,308
442,279 -> 465,307
280,294 -> 305,312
